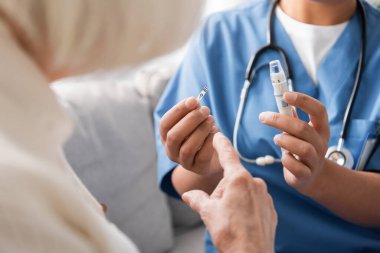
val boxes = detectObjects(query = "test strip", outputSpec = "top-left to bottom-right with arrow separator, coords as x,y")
196,86 -> 208,102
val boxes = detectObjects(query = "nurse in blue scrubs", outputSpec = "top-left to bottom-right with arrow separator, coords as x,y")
155,0 -> 380,252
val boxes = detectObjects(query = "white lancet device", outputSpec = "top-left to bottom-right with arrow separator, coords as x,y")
269,60 -> 293,117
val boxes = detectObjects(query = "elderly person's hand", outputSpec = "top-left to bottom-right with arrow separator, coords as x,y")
182,133 -> 277,253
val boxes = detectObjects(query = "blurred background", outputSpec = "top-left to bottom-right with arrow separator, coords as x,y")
52,1 -> 380,253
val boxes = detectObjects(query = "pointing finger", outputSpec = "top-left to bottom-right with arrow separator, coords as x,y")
212,132 -> 244,177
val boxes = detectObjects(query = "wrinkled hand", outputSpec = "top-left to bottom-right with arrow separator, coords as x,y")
182,133 -> 277,253
259,92 -> 330,195
160,97 -> 221,175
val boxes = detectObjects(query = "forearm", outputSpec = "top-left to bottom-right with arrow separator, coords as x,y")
172,165 -> 223,195
308,159 -> 380,227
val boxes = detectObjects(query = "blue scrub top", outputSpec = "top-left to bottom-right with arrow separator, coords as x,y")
154,0 -> 380,252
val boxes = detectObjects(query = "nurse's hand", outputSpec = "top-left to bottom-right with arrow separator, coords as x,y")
160,97 -> 222,176
259,92 -> 330,195
182,133 -> 277,253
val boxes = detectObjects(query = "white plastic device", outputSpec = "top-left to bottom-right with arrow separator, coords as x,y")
269,60 -> 293,117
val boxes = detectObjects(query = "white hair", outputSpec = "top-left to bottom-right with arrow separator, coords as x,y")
0,0 -> 203,74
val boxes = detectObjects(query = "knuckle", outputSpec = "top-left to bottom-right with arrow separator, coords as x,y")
166,130 -> 181,147
316,139 -> 328,156
193,108 -> 209,120
179,146 -> 193,162
173,104 -> 185,116
296,121 -> 309,134
165,147 -> 177,162
270,112 -> 280,122
290,92 -> 301,104
230,171 -> 250,187
253,178 -> 267,192
195,140 -> 213,164
299,94 -> 307,104
224,150 -> 238,163
198,121 -> 212,134
299,143 -> 314,157
195,152 -> 208,165
317,102 -> 327,115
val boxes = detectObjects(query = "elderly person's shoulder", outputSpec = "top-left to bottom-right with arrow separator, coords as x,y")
0,164 -> 139,253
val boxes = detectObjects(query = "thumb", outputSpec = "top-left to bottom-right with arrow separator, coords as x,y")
182,190 -> 210,213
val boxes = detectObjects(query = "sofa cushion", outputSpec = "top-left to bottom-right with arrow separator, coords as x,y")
53,79 -> 174,253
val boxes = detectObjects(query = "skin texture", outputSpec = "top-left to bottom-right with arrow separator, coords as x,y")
160,97 -> 223,195
182,133 -> 277,253
161,92 -> 380,230
260,92 -> 380,227
159,2 -> 380,250
160,97 -> 220,175
160,0 -> 360,197
259,92 -> 330,194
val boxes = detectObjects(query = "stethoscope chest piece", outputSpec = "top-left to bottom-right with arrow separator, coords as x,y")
233,0 -> 367,169
326,146 -> 354,169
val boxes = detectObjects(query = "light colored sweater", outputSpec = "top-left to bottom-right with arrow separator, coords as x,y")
0,20 -> 139,253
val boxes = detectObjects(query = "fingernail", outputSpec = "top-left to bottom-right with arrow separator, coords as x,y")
273,134 -> 280,144
200,106 -> 210,116
185,97 -> 198,109
282,150 -> 288,158
259,112 -> 271,122
284,92 -> 296,103
207,116 -> 214,124
211,125 -> 218,133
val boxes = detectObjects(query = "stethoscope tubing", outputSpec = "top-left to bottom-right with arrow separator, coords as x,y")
233,0 -> 367,168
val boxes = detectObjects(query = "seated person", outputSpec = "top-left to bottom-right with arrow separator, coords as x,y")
0,0 -> 276,252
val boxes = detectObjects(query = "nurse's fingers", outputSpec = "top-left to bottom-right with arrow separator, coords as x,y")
194,134 -> 215,170
259,112 -> 320,147
160,97 -> 200,141
165,106 -> 210,160
282,153 -> 312,185
283,92 -> 329,141
274,133 -> 319,168
179,117 -> 214,169
212,133 -> 244,178
182,190 -> 210,213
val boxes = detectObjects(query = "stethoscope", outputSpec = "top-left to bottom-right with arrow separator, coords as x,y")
233,0 -> 367,169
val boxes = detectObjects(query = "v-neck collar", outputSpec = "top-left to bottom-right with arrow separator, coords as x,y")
317,11 -> 362,121
271,7 -> 362,121
272,12 -> 317,120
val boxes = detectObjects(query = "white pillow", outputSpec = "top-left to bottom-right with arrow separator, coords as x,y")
53,80 -> 174,253
132,62 -> 202,229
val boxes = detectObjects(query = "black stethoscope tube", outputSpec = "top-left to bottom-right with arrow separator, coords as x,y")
339,0 -> 367,141
237,0 -> 367,168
